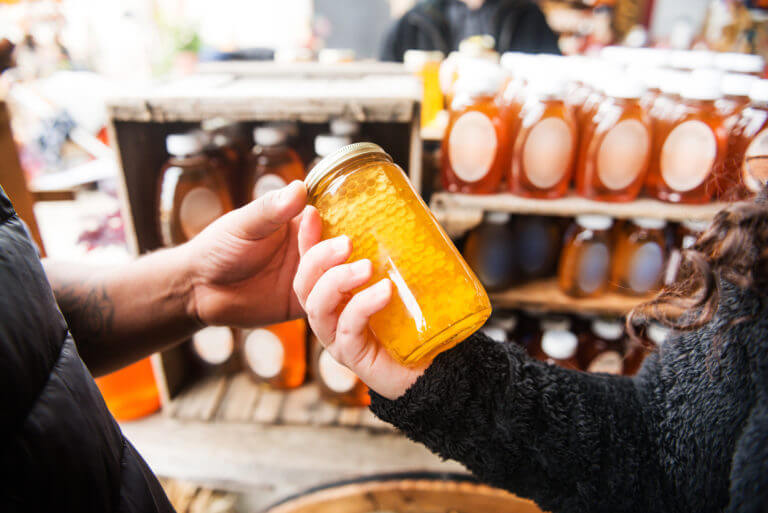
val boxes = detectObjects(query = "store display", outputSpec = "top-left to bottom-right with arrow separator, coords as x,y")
200,118 -> 249,206
509,77 -> 577,199
191,326 -> 240,374
242,319 -> 307,389
720,79 -> 768,200
558,215 -> 613,298
329,118 -> 361,139
576,77 -> 652,202
311,134 -> 352,171
513,216 -> 563,281
535,329 -> 580,370
404,49 -> 444,128
578,319 -> 625,374
95,358 -> 161,421
158,133 -> 234,246
463,212 -> 519,292
645,72 -> 728,204
306,142 -> 491,366
442,68 -> 506,194
247,125 -> 305,200
611,218 -> 667,296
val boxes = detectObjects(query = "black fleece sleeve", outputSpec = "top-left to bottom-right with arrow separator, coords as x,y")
370,333 -> 663,513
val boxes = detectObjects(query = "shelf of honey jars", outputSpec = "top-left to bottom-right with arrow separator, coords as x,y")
105,64 -> 422,408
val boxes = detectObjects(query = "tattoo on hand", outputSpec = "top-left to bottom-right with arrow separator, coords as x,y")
55,279 -> 115,345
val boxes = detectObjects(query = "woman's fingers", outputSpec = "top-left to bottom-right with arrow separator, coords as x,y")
293,235 -> 351,308
304,259 -> 373,344
331,279 -> 392,367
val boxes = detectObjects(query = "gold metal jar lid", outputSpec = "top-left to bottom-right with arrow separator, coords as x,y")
305,142 -> 390,193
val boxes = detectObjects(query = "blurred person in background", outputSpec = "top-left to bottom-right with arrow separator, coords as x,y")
1,182 -> 310,511
381,0 -> 560,61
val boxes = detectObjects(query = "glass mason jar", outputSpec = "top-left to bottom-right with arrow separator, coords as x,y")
305,143 -> 491,367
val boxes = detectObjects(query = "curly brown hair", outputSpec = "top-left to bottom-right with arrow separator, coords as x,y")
627,187 -> 768,344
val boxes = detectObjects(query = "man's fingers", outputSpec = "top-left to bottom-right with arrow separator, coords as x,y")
298,206 -> 323,257
304,260 -> 373,344
293,235 -> 351,307
332,279 -> 392,365
228,180 -> 307,240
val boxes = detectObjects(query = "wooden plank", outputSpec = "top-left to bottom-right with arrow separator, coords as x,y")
253,387 -> 285,424
490,278 -> 652,317
217,373 -> 261,422
173,375 -> 229,421
121,415 -> 466,502
280,385 -> 320,425
431,192 -> 735,222
196,60 -> 409,78
337,407 -> 363,427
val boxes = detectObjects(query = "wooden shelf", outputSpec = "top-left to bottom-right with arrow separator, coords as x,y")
431,192 -> 733,222
490,278 -> 652,317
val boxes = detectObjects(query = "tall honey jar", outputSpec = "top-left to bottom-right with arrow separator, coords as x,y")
305,143 -> 491,367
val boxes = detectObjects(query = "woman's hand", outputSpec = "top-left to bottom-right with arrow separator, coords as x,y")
292,207 -> 425,400
185,180 -> 310,328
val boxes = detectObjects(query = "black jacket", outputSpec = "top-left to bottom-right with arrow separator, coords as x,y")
371,282 -> 768,512
0,188 -> 174,512
381,0 -> 561,62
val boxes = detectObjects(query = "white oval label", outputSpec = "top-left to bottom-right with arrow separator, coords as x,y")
179,187 -> 223,240
244,329 -> 285,379
597,119 -> 650,190
743,128 -> 768,192
192,327 -> 234,365
253,174 -> 288,199
318,350 -> 357,393
587,351 -> 623,374
661,120 -> 716,192
448,111 -> 498,183
628,242 -> 664,294
523,117 -> 574,189
577,243 -> 610,294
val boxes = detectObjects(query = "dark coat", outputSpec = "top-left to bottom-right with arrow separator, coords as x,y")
371,281 -> 768,512
0,187 -> 174,512
381,0 -> 561,62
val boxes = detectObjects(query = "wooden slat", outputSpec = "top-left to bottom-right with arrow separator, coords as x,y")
490,278 -> 652,317
431,191 -> 734,223
217,373 -> 261,422
174,375 -> 229,421
253,387 -> 285,424
281,385 -> 321,425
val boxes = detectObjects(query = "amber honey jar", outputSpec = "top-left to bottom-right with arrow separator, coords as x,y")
311,335 -> 370,407
191,326 -> 241,374
578,319 -> 625,374
558,215 -> 613,298
158,133 -> 234,246
242,319 -> 307,390
611,218 -> 667,296
305,143 -> 491,367
535,330 -> 580,370
247,126 -> 305,200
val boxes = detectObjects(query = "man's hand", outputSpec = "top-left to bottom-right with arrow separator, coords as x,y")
185,180 -> 310,328
292,206 -> 425,400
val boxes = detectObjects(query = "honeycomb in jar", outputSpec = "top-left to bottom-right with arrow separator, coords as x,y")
314,161 -> 490,366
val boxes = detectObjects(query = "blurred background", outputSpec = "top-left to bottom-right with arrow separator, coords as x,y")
2,0 -> 767,512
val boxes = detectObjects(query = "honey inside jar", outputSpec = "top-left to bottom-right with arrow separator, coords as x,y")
306,143 -> 491,366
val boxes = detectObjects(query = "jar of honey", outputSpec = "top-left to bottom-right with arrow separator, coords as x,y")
463,212 -> 519,292
95,358 -> 160,421
578,319 -> 625,374
720,79 -> 768,200
536,330 -> 580,370
509,78 -> 578,199
404,50 -> 445,128
558,215 -> 613,298
200,120 -> 248,206
191,326 -> 241,374
247,126 -> 305,200
306,143 -> 491,366
514,216 -> 563,281
311,134 -> 352,171
441,71 -> 506,194
645,74 -> 728,204
314,339 -> 370,407
718,73 -> 757,118
242,319 -> 306,389
575,77 -> 652,202
714,52 -> 765,77
611,218 -> 667,296
158,133 -> 234,246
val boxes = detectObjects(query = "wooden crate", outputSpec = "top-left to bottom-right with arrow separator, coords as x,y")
106,66 -> 422,409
